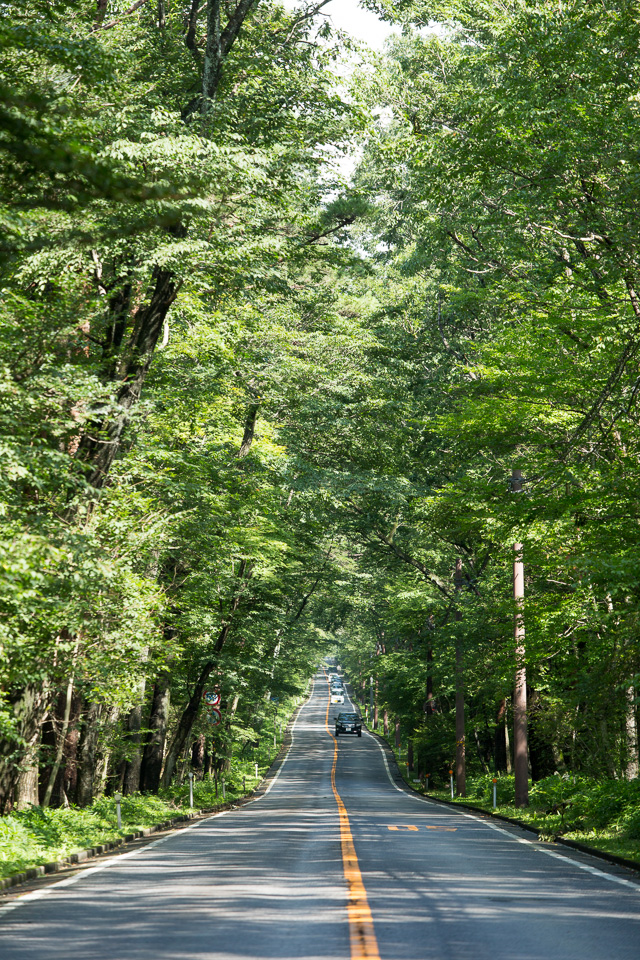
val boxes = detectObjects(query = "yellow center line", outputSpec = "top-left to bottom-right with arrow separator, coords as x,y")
323,670 -> 381,960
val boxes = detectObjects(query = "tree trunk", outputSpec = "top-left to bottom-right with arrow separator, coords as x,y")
140,673 -> 171,793
373,679 -> 378,730
394,719 -> 401,751
160,622 -> 232,790
123,701 -> 145,795
43,643 -> 80,807
76,267 -> 180,489
383,709 -> 388,737
191,734 -> 206,776
425,644 -> 434,715
625,685 -> 639,780
0,684 -> 50,813
76,701 -> 103,806
201,0 -> 258,113
454,558 -> 466,797
16,742 -> 40,810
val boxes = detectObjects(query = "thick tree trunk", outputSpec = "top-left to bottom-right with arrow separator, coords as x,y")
77,267 -> 180,489
76,701 -> 102,806
140,673 -> 171,793
123,701 -> 145,795
16,742 -> 40,810
123,650 -> 148,795
625,685 -> 639,780
0,684 -> 50,814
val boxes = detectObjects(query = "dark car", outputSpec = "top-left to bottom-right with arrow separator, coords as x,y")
335,712 -> 362,737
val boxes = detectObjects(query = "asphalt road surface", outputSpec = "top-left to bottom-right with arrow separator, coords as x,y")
1,671 -> 639,959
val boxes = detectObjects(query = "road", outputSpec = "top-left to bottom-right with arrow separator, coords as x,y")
1,671 -> 639,959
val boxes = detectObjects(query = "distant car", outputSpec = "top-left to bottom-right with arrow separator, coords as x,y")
335,712 -> 362,737
331,690 -> 345,704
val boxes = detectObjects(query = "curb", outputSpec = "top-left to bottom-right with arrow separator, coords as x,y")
0,811 -> 203,892
365,725 -> 640,877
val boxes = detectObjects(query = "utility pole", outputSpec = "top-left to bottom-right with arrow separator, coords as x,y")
512,468 -> 528,807
454,558 -> 466,797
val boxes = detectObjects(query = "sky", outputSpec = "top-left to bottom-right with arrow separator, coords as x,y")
282,0 -> 398,51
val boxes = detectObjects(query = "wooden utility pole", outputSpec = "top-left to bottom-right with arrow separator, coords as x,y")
454,558 -> 466,797
512,468 -> 528,807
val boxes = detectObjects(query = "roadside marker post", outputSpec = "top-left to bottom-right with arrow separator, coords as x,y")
188,772 -> 194,808
492,777 -> 497,809
254,762 -> 258,778
425,774 -> 430,791
449,770 -> 454,799
114,792 -> 122,830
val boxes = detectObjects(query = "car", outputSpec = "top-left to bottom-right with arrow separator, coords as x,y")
335,712 -> 362,737
330,680 -> 344,691
331,690 -> 345,704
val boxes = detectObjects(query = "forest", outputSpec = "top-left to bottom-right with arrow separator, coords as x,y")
1,0 -> 639,839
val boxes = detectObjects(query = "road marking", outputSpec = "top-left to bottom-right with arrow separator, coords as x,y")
426,826 -> 457,831
364,729 -> 640,893
324,671 -> 380,960
253,677 -> 315,799
387,824 -> 418,831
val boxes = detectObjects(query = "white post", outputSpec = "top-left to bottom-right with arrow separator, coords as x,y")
425,775 -> 430,792
492,777 -> 497,809
450,769 -> 454,799
254,762 -> 258,778
115,792 -> 122,830
188,772 -> 194,808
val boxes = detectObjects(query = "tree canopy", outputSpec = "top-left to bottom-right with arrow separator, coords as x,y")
1,0 -> 638,812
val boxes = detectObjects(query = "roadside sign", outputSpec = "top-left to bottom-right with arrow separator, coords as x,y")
207,707 -> 222,726
203,690 -> 221,706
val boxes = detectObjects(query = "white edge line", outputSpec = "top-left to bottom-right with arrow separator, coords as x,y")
0,680 -> 321,921
0,811 -> 230,921
247,676 -> 316,800
364,727 -> 640,893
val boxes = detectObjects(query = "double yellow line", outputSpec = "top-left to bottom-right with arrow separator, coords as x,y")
324,674 -> 380,960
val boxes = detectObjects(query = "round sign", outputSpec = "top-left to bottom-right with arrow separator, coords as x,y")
207,707 -> 222,726
203,690 -> 221,706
